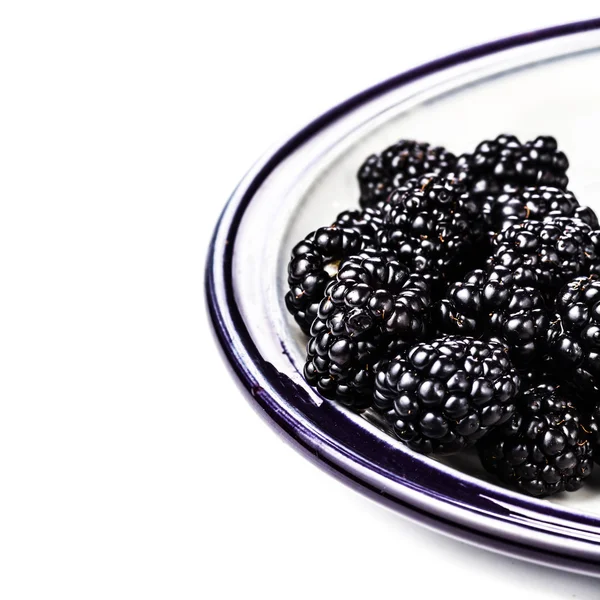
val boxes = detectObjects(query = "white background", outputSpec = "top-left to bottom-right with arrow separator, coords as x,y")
1,2 -> 600,598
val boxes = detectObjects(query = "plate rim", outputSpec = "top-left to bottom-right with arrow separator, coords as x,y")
206,18 -> 600,575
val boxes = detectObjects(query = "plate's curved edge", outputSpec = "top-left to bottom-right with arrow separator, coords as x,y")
206,18 -> 600,575
205,322 -> 600,578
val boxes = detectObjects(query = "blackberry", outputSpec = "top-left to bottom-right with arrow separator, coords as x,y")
285,225 -> 364,334
377,173 -> 483,286
374,335 -> 520,454
487,217 -> 596,299
357,140 -> 457,208
517,361 -> 556,391
546,275 -> 600,402
586,403 -> 600,464
304,252 -> 431,408
334,205 -> 387,248
457,134 -> 569,197
487,186 -> 598,233
336,176 -> 428,245
478,381 -> 594,497
435,266 -> 549,369
588,230 -> 600,277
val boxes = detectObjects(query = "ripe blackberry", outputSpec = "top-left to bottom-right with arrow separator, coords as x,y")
488,217 -> 596,299
516,361 -> 555,391
374,335 -> 520,454
304,252 -> 431,408
285,226 -> 364,334
376,173 -> 483,286
546,275 -> 600,402
334,205 -> 387,248
488,186 -> 599,233
478,381 -> 594,497
336,176 -> 430,246
586,403 -> 600,464
357,140 -> 457,208
588,230 -> 600,277
435,266 -> 549,369
457,134 -> 569,197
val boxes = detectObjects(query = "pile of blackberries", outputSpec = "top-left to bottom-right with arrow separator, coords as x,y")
285,134 -> 600,498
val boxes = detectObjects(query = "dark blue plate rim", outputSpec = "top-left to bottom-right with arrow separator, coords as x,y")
206,18 -> 600,573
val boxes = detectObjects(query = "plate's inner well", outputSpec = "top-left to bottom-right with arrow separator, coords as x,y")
232,36 -> 600,517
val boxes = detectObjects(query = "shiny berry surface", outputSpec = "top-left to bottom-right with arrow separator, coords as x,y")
374,335 -> 520,455
488,186 -> 598,233
357,140 -> 456,208
304,252 -> 431,408
586,402 -> 600,465
457,134 -> 569,197
377,173 -> 483,285
435,266 -> 549,369
488,217 -> 596,298
547,275 -> 600,401
285,225 -> 365,333
478,381 -> 594,497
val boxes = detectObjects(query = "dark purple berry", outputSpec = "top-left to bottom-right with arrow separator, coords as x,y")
478,380 -> 594,497
547,275 -> 600,402
435,266 -> 549,369
357,140 -> 456,207
374,335 -> 520,454
487,217 -> 596,299
304,252 -> 431,408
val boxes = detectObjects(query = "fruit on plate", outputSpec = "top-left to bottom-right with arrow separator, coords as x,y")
357,140 -> 457,208
478,380 -> 594,497
435,266 -> 549,370
373,335 -> 520,455
546,275 -> 600,402
456,134 -> 569,198
304,250 -> 430,408
284,134 -> 600,497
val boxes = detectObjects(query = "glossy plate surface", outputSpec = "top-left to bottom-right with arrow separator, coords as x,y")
207,20 -> 600,576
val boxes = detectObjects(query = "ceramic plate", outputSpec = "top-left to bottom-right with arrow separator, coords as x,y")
207,19 -> 600,576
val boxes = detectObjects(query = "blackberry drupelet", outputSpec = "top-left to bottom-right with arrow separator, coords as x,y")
488,186 -> 599,233
478,381 -> 594,497
373,335 -> 520,454
457,134 -> 569,197
357,140 -> 457,208
285,225 -> 364,334
435,266 -> 549,369
487,217 -> 596,299
376,173 -> 483,288
304,252 -> 431,408
546,275 -> 600,402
